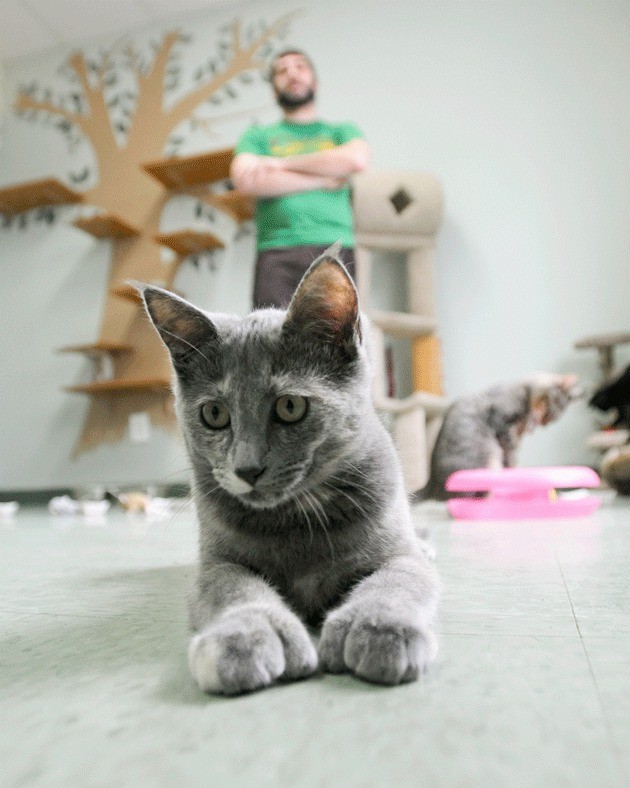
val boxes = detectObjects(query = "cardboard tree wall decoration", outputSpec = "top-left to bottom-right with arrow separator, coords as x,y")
6,15 -> 295,457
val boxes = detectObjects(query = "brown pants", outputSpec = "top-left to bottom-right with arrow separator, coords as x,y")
252,245 -> 356,310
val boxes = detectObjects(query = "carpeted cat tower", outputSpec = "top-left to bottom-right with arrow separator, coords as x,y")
352,171 -> 450,492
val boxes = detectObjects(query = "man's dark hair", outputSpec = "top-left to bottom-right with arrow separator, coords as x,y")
268,49 -> 316,82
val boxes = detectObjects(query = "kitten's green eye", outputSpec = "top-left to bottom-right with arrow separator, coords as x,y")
200,401 -> 230,430
275,394 -> 308,424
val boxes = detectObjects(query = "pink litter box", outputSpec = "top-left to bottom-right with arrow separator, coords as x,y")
446,466 -> 602,520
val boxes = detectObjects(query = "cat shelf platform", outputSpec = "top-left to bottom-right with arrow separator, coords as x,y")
575,330 -> 630,380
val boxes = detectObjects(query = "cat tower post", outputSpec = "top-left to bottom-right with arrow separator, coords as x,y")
352,171 -> 449,492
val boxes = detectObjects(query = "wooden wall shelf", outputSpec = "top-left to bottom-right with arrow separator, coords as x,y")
0,177 -> 83,215
143,147 -> 234,189
575,330 -> 630,380
112,284 -> 144,305
154,229 -> 225,256
65,377 -> 171,395
73,214 -> 140,239
112,283 -> 183,305
204,191 -> 254,222
58,342 -> 133,356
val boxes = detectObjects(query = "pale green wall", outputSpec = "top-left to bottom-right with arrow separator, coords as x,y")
1,0 -> 628,490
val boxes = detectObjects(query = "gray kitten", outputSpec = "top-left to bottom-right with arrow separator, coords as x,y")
415,373 -> 582,501
142,250 -> 439,695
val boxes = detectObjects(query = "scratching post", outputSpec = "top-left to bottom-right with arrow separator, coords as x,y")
353,171 -> 449,492
412,335 -> 443,396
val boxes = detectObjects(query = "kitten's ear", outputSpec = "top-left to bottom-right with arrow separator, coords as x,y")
140,285 -> 219,372
284,246 -> 361,354
562,374 -> 584,399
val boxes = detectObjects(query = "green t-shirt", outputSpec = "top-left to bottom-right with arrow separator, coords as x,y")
234,119 -> 364,250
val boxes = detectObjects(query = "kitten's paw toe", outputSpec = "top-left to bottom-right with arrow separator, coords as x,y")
345,622 -> 436,685
188,631 -> 224,693
320,610 -> 437,685
420,541 -> 437,561
189,609 -> 317,695
278,623 -> 318,680
318,615 -> 351,673
189,618 -> 285,695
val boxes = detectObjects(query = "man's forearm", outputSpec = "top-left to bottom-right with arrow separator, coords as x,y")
238,168 -> 342,197
279,139 -> 370,178
231,154 -> 345,197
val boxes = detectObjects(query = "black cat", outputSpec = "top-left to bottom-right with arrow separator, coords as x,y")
589,364 -> 630,429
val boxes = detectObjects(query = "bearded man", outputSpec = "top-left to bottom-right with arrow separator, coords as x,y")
231,49 -> 370,309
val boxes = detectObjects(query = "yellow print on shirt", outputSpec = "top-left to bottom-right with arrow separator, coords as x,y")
269,137 -> 336,157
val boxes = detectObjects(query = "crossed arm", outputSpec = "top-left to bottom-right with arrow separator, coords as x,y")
230,138 -> 371,198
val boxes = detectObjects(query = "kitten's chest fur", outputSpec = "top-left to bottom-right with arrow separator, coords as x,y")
252,536 -> 360,623
201,491 -> 394,624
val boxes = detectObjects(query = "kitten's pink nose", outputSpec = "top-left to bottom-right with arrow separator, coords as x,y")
235,466 -> 266,487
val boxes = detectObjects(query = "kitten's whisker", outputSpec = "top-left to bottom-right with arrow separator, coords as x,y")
303,489 -> 329,529
329,479 -> 379,507
342,469 -> 381,498
302,490 -> 336,564
328,464 -> 375,489
194,471 -> 222,503
322,480 -> 373,520
293,496 -> 314,545
344,461 -> 372,482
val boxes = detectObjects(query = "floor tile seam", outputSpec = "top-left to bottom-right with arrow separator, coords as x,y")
556,552 -> 628,782
0,606 -> 187,623
437,631 -> 582,638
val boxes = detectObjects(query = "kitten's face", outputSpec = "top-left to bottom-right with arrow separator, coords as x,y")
179,316 -> 365,509
530,373 -> 583,426
142,253 -> 367,510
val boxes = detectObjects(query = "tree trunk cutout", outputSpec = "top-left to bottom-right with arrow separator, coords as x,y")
13,15 -> 295,457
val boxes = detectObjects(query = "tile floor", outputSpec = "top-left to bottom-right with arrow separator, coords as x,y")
1,495 -> 628,787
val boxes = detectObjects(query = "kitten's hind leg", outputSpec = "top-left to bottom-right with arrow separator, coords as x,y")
319,553 -> 439,685
189,565 -> 318,695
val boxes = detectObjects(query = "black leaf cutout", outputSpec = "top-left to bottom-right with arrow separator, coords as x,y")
69,167 -> 90,183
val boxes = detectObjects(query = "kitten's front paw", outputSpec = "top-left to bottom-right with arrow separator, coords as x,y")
319,606 -> 437,686
188,607 -> 317,695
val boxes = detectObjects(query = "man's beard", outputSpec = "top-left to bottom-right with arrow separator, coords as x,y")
275,87 -> 316,111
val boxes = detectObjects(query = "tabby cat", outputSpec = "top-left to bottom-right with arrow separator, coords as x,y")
415,374 -> 582,501
142,249 -> 439,695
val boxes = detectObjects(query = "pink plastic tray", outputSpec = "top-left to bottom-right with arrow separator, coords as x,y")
446,466 -> 601,520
